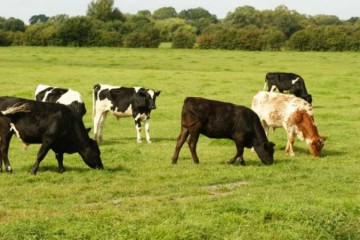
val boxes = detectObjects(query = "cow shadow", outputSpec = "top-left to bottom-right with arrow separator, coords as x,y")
100,137 -> 176,146
276,144 -> 344,157
18,164 -> 130,174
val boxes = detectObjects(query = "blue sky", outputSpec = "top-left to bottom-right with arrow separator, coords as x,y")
1,0 -> 358,23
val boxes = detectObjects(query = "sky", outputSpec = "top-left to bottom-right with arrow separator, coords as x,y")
0,0 -> 359,24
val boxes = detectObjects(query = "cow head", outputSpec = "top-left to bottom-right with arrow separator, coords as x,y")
81,139 -> 104,169
138,88 -> 161,110
255,141 -> 275,165
307,136 -> 327,157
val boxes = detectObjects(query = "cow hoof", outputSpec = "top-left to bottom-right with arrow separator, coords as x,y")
147,140 -> 152,144
227,161 -> 235,165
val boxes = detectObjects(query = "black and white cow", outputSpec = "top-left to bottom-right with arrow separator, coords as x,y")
265,72 -> 312,104
171,97 -> 275,165
93,84 -> 160,143
0,96 -> 103,175
35,84 -> 86,118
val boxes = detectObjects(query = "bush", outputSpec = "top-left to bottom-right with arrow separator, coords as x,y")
0,30 -> 12,46
91,30 -> 123,47
124,28 -> 161,48
172,30 -> 196,49
23,24 -> 59,46
197,33 -> 216,49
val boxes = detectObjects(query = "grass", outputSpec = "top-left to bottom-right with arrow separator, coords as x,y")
0,47 -> 359,239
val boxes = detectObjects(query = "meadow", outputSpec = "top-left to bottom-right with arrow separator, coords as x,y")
0,47 -> 358,239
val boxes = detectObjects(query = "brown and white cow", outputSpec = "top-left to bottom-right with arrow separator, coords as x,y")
251,91 -> 326,157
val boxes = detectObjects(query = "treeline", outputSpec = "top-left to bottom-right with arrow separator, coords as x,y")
0,0 -> 359,51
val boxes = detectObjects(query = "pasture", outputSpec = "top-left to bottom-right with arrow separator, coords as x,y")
0,47 -> 359,239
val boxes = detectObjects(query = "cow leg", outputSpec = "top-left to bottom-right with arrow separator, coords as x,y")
187,131 -> 200,164
144,119 -> 151,143
31,138 -> 52,175
171,127 -> 189,164
93,111 -> 108,143
228,141 -> 245,165
0,129 -> 13,173
134,119 -> 142,143
285,136 -> 295,156
55,152 -> 65,173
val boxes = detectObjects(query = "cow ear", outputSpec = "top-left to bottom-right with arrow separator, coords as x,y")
155,91 -> 161,96
86,128 -> 91,133
320,136 -> 328,142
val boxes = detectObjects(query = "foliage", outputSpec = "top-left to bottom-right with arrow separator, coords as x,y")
155,18 -> 187,42
23,23 -> 59,46
171,25 -> 196,49
29,14 -> 49,25
3,17 -> 25,32
153,7 -> 177,20
87,0 -> 125,22
57,16 -> 95,46
0,47 -> 359,239
0,30 -> 12,46
124,28 -> 161,48
0,4 -> 359,50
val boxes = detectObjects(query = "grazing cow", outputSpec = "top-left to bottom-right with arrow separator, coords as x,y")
265,72 -> 312,104
93,84 -> 160,143
35,84 -> 86,118
171,97 -> 275,165
0,96 -> 103,175
251,91 -> 326,157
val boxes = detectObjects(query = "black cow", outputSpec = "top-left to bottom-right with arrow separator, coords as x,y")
171,97 -> 275,165
265,72 -> 312,104
0,96 -> 103,175
35,84 -> 87,118
93,84 -> 161,143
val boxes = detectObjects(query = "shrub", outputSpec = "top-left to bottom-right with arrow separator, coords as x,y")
0,30 -> 12,46
124,28 -> 161,48
172,30 -> 196,49
197,33 -> 216,49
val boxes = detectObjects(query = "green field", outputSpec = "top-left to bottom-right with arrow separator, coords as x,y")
0,47 -> 359,239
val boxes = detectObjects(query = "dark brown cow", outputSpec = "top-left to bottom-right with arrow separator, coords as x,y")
172,97 -> 275,165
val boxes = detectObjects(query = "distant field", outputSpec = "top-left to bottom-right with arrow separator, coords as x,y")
0,47 -> 359,239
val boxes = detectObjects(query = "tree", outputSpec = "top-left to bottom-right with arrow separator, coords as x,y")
270,5 -> 303,38
172,25 -> 196,49
137,10 -> 152,18
29,14 -> 49,25
58,16 -> 95,46
3,17 -> 26,32
153,7 -> 177,20
47,14 -> 69,24
178,7 -> 217,35
224,5 -> 261,28
155,18 -> 186,41
87,0 -> 125,22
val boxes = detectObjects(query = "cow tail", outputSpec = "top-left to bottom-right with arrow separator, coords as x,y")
181,98 -> 197,128
0,103 -> 31,116
92,84 -> 101,118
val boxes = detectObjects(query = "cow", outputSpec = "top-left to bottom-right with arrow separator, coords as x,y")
93,84 -> 160,144
264,72 -> 312,104
0,96 -> 103,175
35,84 -> 86,118
171,97 -> 275,166
251,91 -> 327,157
